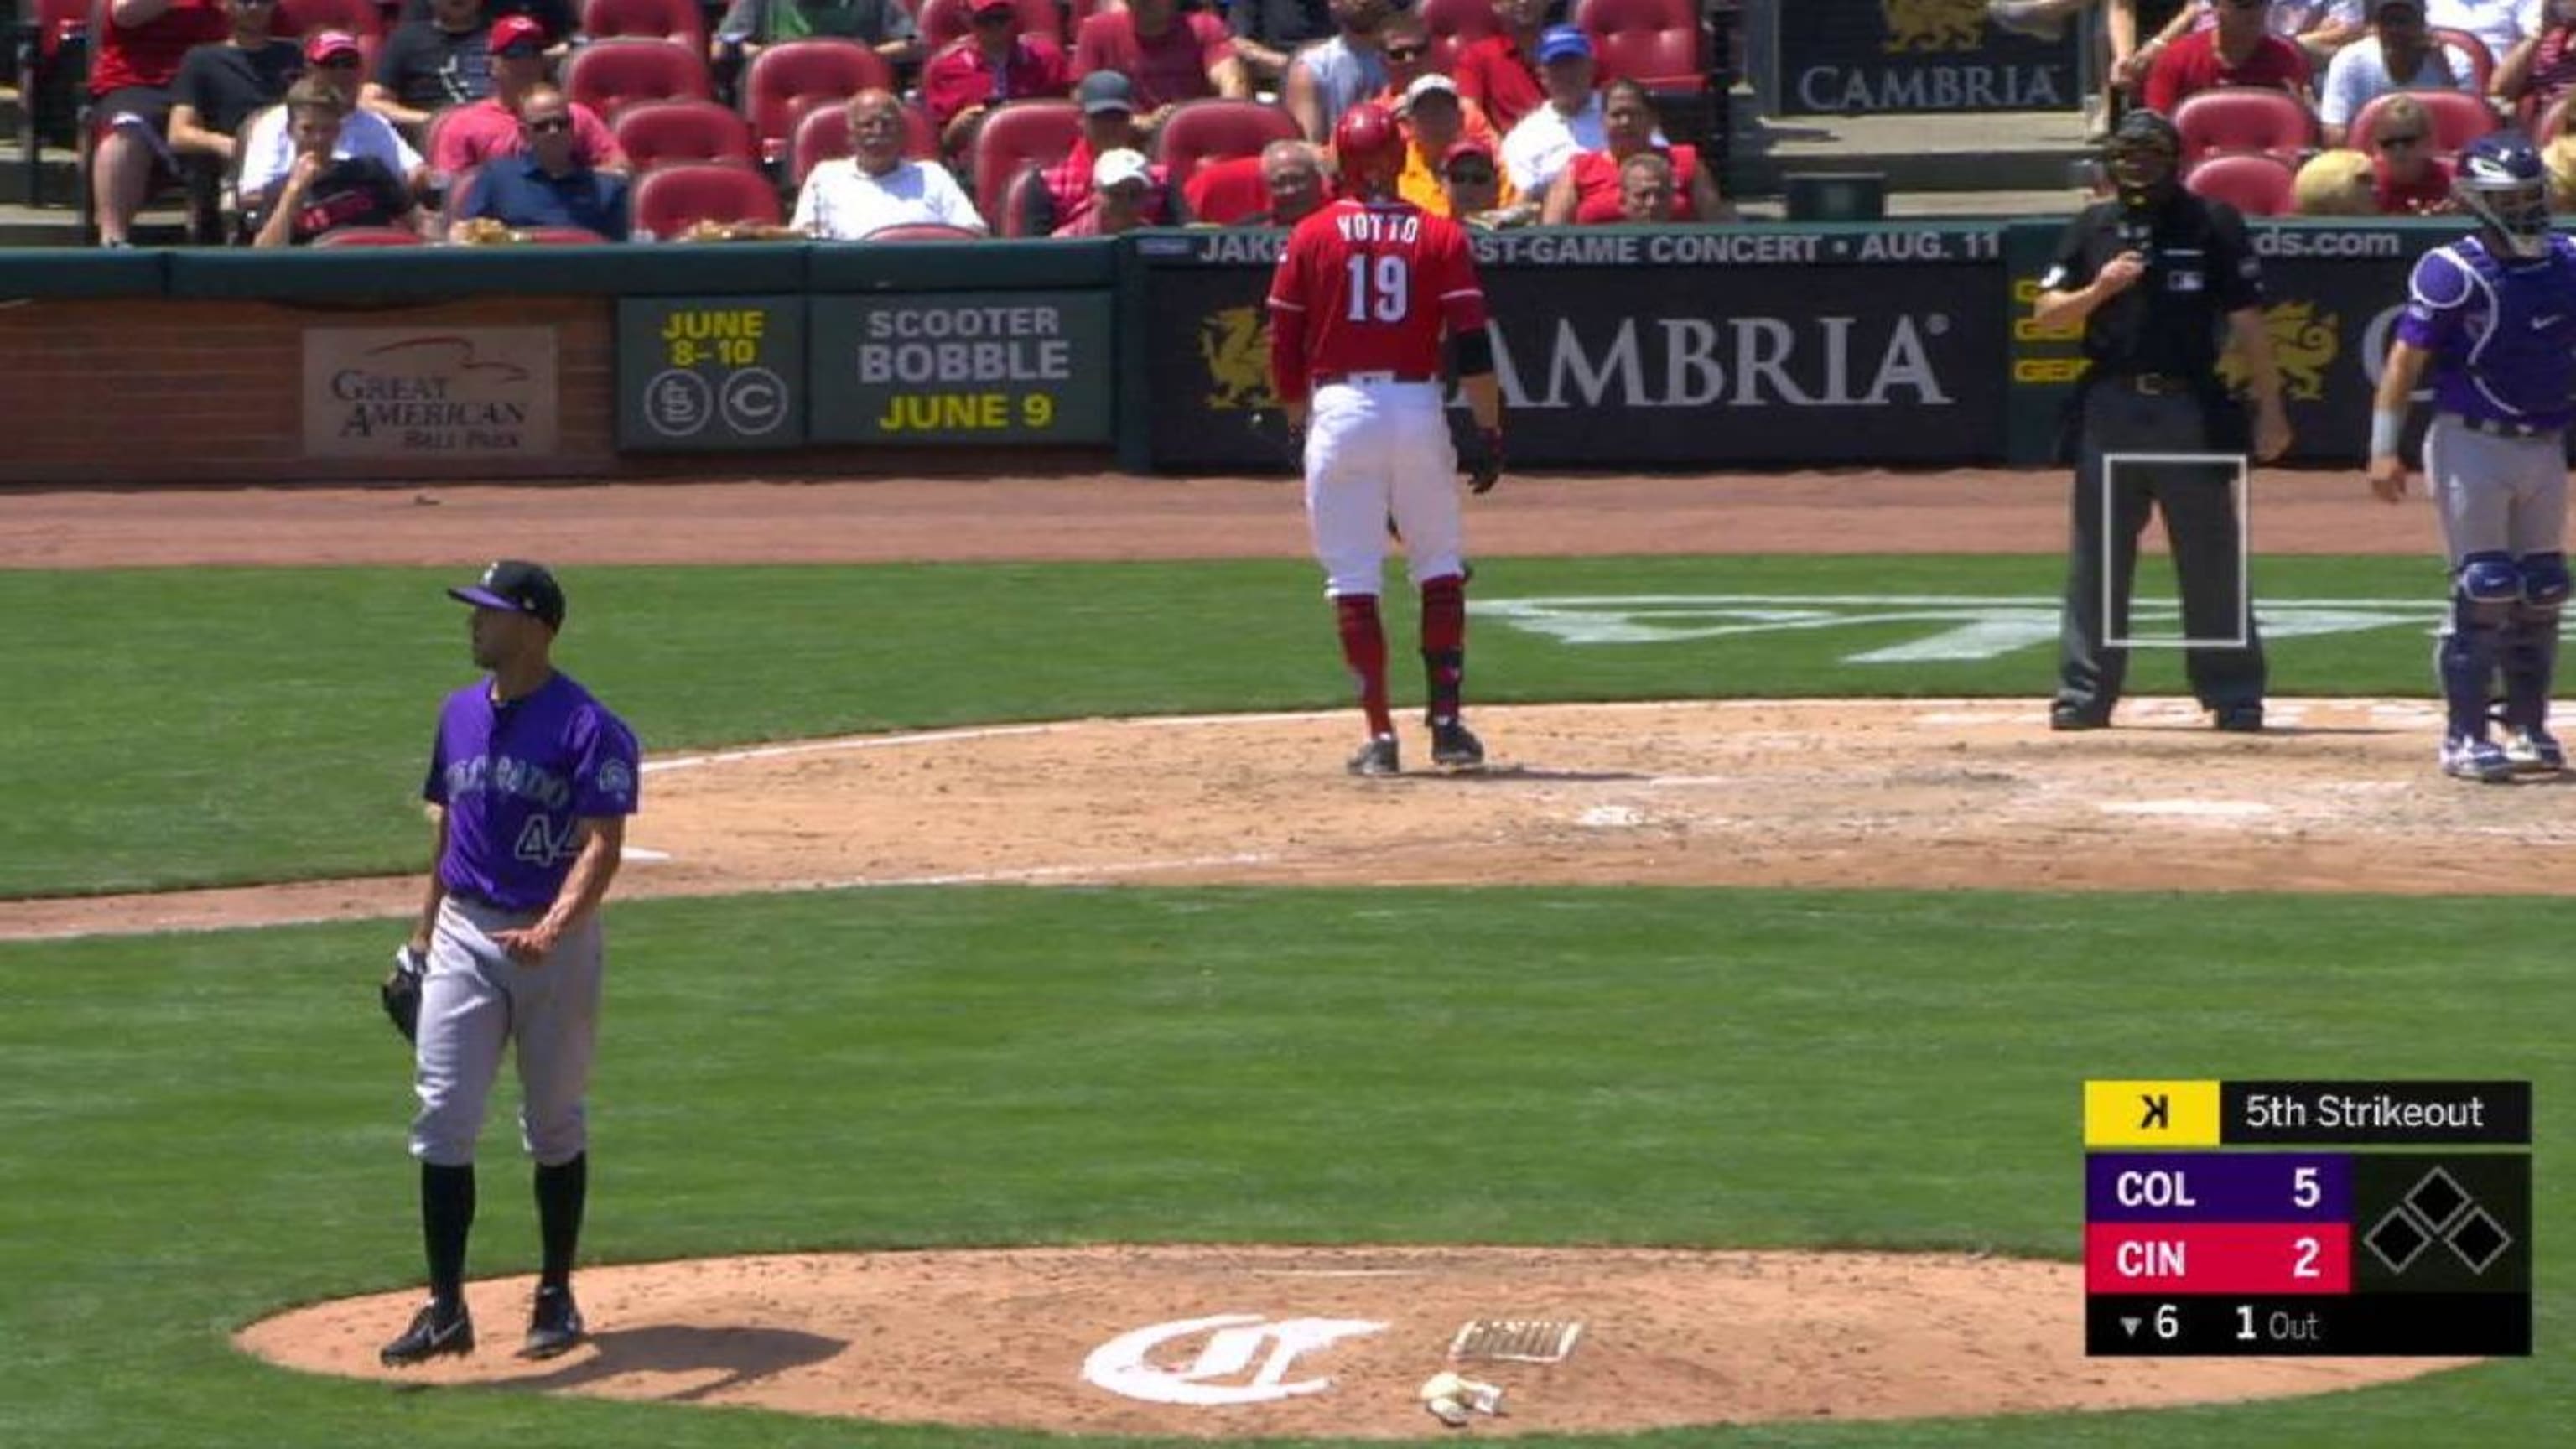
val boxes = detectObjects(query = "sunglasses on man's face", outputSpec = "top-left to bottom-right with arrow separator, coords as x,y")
1447,165 -> 1495,183
525,116 -> 574,133
319,55 -> 360,68
2381,132 -> 2429,148
1385,44 -> 1426,60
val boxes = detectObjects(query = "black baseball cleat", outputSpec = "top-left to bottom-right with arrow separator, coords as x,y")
1348,734 -> 1401,776
2049,703 -> 2111,731
2211,705 -> 2265,734
380,1298 -> 474,1367
520,1284 -> 587,1360
1430,719 -> 1485,768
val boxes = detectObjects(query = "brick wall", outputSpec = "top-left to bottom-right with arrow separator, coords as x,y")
0,296 -> 614,487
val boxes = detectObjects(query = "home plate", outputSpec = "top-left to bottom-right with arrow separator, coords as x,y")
2096,800 -> 2276,818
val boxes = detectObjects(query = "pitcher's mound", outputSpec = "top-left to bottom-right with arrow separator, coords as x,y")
236,1246 -> 2464,1438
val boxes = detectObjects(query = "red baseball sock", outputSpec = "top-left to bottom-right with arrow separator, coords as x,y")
1335,594 -> 1395,737
1420,574 -> 1466,724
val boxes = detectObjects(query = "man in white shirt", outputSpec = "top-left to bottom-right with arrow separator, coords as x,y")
2320,0 -> 2480,143
1499,24 -> 1607,199
237,30 -> 426,215
791,89 -> 988,239
2423,0 -> 2544,59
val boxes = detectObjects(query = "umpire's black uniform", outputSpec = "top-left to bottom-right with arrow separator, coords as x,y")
2040,128 -> 2273,732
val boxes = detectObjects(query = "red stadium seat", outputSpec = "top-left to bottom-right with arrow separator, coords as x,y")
612,98 -> 756,170
2429,28 -> 2496,94
1181,153 -> 1269,225
788,98 -> 938,184
312,225 -> 427,245
2183,152 -> 2297,216
631,159 -> 784,237
861,222 -> 984,241
2350,88 -> 2498,160
1577,0 -> 1707,92
579,0 -> 706,49
1150,96 -> 1301,194
560,37 -> 714,120
915,0 -> 1062,51
275,0 -> 384,40
967,97 -> 1081,227
1420,0 -> 1501,73
2172,87 -> 2315,167
743,39 -> 896,166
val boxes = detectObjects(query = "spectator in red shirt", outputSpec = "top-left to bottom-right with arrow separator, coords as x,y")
1539,78 -> 1729,224
90,0 -> 231,247
1072,0 -> 1248,126
2145,0 -> 2314,112
922,0 -> 1072,154
1454,0 -> 1550,134
2499,0 -> 2576,122
429,17 -> 626,184
2367,92 -> 2456,211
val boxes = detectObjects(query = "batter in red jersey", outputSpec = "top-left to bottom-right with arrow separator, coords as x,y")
1268,101 -> 1508,776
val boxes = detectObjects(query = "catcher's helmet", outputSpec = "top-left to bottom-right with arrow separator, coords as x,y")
1333,102 -> 1405,194
2454,132 -> 2553,261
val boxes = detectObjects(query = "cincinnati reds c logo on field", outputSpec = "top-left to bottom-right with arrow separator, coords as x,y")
1082,1314 -> 1386,1405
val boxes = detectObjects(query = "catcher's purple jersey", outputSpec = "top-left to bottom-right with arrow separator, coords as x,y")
2395,234 -> 2576,429
423,672 -> 639,911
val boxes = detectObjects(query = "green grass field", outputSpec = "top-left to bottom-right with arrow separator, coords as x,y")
2,555 -> 2553,1447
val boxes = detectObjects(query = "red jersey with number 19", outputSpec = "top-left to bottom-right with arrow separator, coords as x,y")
1266,198 -> 1488,402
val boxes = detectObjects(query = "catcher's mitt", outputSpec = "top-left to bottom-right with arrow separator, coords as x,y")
382,944 -> 427,1043
1462,427 -> 1504,495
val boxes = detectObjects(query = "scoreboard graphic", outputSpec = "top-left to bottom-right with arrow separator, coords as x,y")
2083,1080 -> 2532,1356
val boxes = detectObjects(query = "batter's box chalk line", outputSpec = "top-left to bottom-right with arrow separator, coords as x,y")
1450,1318 -> 1583,1364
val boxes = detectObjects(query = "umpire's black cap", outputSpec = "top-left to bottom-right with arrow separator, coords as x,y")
448,559 -> 566,630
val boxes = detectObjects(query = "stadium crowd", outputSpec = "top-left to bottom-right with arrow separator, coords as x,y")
58,0 -> 1733,247
1987,0 -> 2576,217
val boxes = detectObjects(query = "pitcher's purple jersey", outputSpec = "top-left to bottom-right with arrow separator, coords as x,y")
423,672 -> 639,911
2395,234 -> 2576,429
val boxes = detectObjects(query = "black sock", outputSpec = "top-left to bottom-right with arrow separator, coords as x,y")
421,1162 -> 475,1310
535,1153 -> 587,1291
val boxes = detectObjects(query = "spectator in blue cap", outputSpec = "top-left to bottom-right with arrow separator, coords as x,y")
1502,23 -> 1645,201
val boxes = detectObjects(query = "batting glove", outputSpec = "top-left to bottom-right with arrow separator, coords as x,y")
1464,428 -> 1505,495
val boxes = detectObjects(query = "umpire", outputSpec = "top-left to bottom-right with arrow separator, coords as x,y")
2033,108 -> 2292,733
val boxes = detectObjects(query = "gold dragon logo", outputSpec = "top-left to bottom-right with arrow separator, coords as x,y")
2219,300 -> 2339,401
1199,305 -> 1276,411
1883,0 -> 1988,54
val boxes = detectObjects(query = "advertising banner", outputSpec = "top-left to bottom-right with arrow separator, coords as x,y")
1133,226 -> 2007,471
617,297 -> 805,451
808,290 -> 1114,444
302,327 -> 558,460
1776,0 -> 2082,116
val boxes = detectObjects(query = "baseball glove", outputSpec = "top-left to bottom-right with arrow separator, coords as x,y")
381,943 -> 427,1043
1462,427 -> 1505,495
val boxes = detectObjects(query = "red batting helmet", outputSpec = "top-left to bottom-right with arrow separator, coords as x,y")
1332,102 -> 1405,195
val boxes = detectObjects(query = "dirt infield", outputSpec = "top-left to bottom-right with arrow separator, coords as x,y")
0,468 -> 2425,568
5,695 -> 2566,943
234,1246 -> 2465,1438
